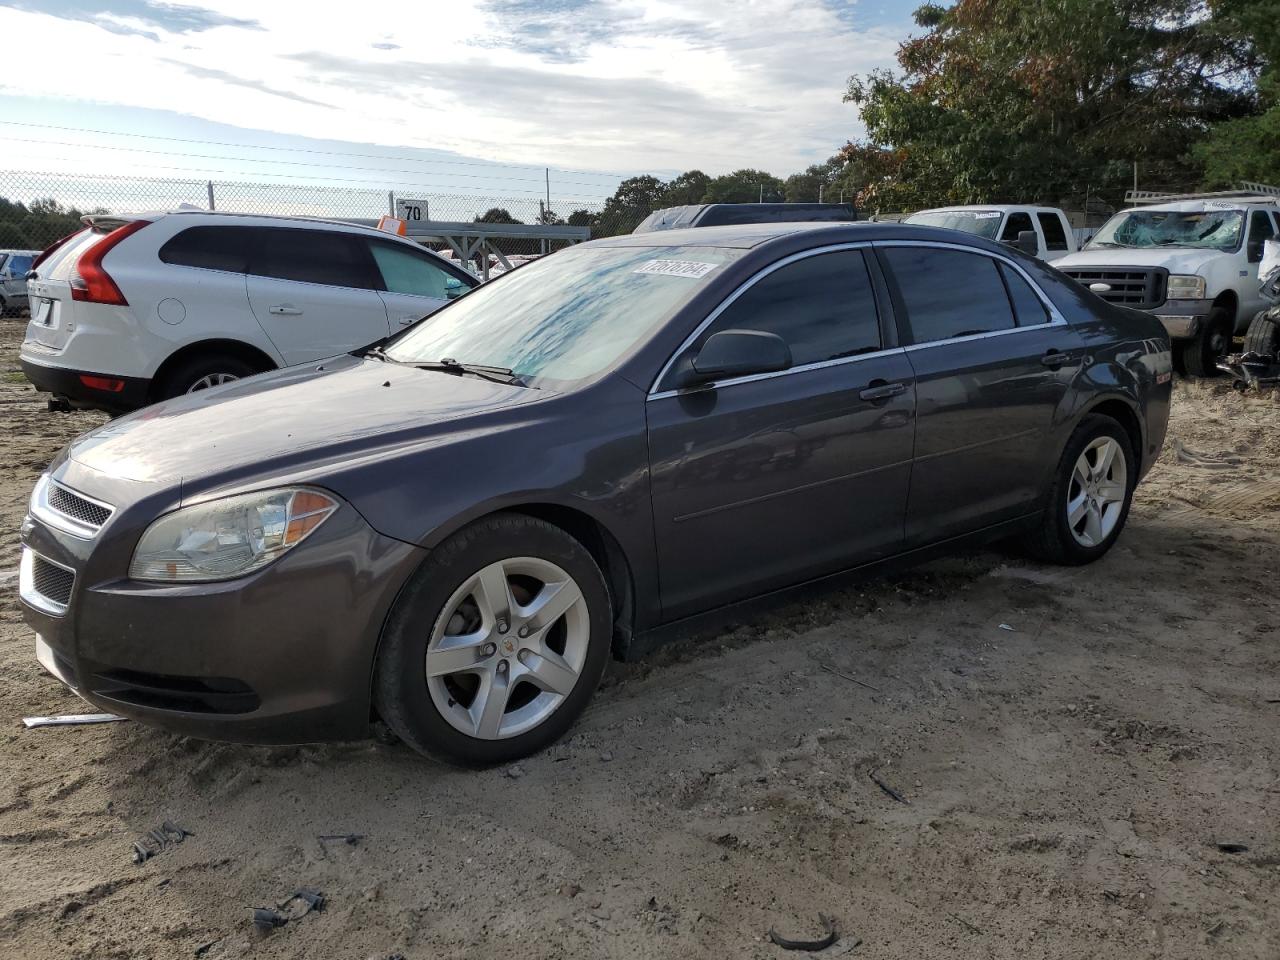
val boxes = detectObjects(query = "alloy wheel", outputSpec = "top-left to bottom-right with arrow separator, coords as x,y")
1066,436 -> 1127,547
187,373 -> 240,392
425,556 -> 590,740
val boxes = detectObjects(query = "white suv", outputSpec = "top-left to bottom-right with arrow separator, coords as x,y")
19,211 -> 477,412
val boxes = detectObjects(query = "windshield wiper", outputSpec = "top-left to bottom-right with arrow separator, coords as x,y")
413,357 -> 527,386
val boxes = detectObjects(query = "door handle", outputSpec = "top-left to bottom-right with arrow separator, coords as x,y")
1040,349 -> 1079,368
269,305 -> 303,316
859,381 -> 907,402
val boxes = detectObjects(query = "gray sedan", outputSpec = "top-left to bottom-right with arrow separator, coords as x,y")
19,222 -> 1172,765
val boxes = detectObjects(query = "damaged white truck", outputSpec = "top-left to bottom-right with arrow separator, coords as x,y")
1055,186 -> 1280,376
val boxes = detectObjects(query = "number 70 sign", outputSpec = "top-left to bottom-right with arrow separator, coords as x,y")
395,198 -> 429,222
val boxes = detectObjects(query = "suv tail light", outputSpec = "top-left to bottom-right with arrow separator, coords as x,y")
69,220 -> 149,306
30,228 -> 85,272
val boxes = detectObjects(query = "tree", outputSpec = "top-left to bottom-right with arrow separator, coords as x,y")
661,170 -> 710,206
475,207 -> 522,224
784,158 -> 844,202
703,169 -> 786,204
596,175 -> 666,236
844,0 -> 1263,212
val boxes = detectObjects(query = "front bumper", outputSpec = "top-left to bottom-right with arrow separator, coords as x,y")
1150,298 -> 1216,340
19,472 -> 426,744
19,353 -> 151,413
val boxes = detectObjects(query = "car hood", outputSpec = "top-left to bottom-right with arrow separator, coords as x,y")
1055,247 -> 1227,273
68,355 -> 545,485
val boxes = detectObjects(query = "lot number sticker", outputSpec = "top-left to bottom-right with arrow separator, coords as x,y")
634,259 -> 720,279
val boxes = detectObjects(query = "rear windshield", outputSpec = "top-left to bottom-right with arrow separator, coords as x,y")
45,229 -> 101,280
903,210 -> 1003,239
385,244 -> 741,384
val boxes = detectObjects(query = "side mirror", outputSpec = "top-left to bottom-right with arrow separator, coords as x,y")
685,329 -> 791,385
1015,230 -> 1039,257
1248,239 -> 1265,263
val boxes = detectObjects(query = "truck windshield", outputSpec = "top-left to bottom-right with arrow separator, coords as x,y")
1087,210 -> 1244,251
903,210 -> 1003,239
384,244 -> 741,384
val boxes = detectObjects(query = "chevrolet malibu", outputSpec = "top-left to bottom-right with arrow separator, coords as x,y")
19,223 -> 1172,766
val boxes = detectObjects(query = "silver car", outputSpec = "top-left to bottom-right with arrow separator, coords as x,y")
0,249 -> 39,317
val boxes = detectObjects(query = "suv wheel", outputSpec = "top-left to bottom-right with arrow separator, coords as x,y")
158,353 -> 257,400
1023,414 -> 1135,565
374,513 -> 612,766
1243,307 -> 1280,358
1179,306 -> 1232,377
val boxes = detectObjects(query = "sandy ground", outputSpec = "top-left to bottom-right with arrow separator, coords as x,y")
0,317 -> 1277,960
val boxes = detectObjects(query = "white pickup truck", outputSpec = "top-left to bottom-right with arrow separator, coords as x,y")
902,205 -> 1079,262
1054,193 -> 1280,376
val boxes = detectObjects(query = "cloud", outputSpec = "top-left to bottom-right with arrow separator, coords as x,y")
0,0 -> 261,38
371,41 -> 399,50
159,59 -> 331,109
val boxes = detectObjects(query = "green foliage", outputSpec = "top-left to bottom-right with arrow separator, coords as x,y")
784,158 -> 845,202
475,207 -> 522,224
660,170 -> 710,206
0,196 -> 87,249
703,169 -> 786,204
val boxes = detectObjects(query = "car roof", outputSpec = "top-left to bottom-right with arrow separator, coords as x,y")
1121,199 -> 1279,213
589,220 -> 1019,251
908,205 -> 1060,214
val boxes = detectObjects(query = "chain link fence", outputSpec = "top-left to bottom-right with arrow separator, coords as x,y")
0,169 -> 645,254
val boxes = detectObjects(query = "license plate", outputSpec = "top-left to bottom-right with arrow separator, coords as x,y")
32,298 -> 53,326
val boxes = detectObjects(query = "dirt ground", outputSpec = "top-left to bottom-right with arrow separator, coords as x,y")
0,317 -> 1276,960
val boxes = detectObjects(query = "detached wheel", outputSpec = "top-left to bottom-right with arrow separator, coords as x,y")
158,353 -> 257,400
1024,414 -> 1135,565
1243,307 -> 1280,358
1179,306 -> 1232,377
374,513 -> 612,766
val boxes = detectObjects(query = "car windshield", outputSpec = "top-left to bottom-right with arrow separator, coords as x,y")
903,210 -> 1003,239
384,244 -> 741,384
1087,209 -> 1244,251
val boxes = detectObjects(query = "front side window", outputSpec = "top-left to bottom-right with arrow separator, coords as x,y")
368,241 -> 471,299
696,250 -> 881,367
385,244 -> 742,384
253,229 -> 377,289
159,226 -> 258,272
1000,212 -> 1034,242
1037,213 -> 1069,251
1248,210 -> 1277,262
1087,209 -> 1244,251
883,247 -> 1016,343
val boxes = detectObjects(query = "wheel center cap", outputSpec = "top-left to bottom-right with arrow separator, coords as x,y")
500,637 -> 517,656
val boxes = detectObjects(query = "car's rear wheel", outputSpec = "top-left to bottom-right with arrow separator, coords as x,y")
1023,414 -> 1135,565
374,513 -> 612,766
158,353 -> 257,400
1179,306 -> 1232,377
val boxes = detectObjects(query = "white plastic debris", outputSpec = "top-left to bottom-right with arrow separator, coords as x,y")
998,623 -> 1016,631
23,713 -> 126,728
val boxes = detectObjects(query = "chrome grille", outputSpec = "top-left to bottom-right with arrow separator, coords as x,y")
31,554 -> 75,608
47,482 -> 112,529
1061,267 -> 1167,310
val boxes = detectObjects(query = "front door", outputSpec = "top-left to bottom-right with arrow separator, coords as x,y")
647,247 -> 916,620
877,243 -> 1085,544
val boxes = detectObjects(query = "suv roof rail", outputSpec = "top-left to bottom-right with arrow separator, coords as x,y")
1124,182 -> 1280,205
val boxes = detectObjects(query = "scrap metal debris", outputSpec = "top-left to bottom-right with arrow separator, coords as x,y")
318,833 -> 364,846
252,889 -> 325,932
869,769 -> 910,804
768,914 -> 841,952
1216,842 -> 1250,854
132,820 -> 194,864
23,713 -> 126,728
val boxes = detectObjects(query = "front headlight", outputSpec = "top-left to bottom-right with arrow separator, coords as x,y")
129,487 -> 338,583
1167,274 -> 1206,299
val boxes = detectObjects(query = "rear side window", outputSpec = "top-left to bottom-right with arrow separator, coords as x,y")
883,247 -> 1016,343
253,229 -> 378,289
999,263 -> 1050,325
1000,212 -> 1034,242
367,241 -> 468,299
699,250 -> 880,366
159,226 -> 259,272
1037,213 -> 1069,251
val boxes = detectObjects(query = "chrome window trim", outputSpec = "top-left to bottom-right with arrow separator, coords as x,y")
647,241 -> 881,399
18,547 -> 74,618
649,346 -> 909,401
30,474 -> 115,540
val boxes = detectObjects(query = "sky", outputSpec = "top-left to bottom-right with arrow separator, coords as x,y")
0,0 -> 915,207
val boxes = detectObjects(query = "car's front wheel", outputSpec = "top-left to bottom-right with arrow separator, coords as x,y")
374,513 -> 612,766
1179,306 -> 1233,377
1024,414 -> 1136,565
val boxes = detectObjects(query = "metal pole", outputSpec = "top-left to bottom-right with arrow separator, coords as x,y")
207,181 -> 215,211
818,184 -> 823,204
1133,161 -> 1138,195
545,168 -> 551,219
388,191 -> 395,216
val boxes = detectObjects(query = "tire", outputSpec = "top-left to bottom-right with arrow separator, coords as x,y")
1178,306 -> 1232,377
1023,414 -> 1136,565
157,353 -> 257,400
1243,307 -> 1280,358
374,512 -> 613,766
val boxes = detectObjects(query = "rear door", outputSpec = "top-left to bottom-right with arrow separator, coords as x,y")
362,238 -> 475,331
646,246 -> 916,618
877,242 -> 1085,544
246,228 -> 391,365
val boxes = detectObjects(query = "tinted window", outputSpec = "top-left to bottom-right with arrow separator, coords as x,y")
1249,210 -> 1276,260
1037,213 -> 1069,251
159,226 -> 258,272
254,229 -> 377,288
884,247 -> 1016,343
1001,212 -> 1034,242
700,250 -> 880,366
368,241 -> 468,299
999,262 -> 1049,326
